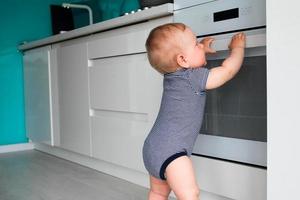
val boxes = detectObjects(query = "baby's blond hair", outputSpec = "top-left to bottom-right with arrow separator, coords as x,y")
145,23 -> 186,74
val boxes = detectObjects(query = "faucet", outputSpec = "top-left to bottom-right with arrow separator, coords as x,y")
62,3 -> 93,25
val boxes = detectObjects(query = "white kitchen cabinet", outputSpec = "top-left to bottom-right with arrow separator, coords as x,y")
56,38 -> 91,156
23,45 -> 59,146
88,17 -> 172,172
87,16 -> 171,171
89,53 -> 163,172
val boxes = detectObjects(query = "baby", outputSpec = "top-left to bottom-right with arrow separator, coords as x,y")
142,23 -> 245,200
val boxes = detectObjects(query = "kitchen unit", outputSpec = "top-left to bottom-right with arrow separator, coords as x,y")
21,3 -> 266,200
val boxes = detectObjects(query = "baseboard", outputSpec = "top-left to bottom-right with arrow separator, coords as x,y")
0,143 -> 34,153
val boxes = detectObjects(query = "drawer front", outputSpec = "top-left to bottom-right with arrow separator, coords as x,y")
91,115 -> 149,173
87,16 -> 173,59
88,26 -> 148,59
89,53 -> 162,114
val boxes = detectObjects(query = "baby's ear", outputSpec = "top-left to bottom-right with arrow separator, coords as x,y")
176,54 -> 189,68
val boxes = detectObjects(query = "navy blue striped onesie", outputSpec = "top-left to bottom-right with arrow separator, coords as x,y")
142,67 -> 209,180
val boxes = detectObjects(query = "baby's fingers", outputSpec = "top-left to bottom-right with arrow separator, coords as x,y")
234,32 -> 245,40
229,32 -> 246,49
201,37 -> 216,53
206,37 -> 214,43
201,37 -> 214,44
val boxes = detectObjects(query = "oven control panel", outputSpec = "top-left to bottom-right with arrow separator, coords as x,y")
174,0 -> 266,37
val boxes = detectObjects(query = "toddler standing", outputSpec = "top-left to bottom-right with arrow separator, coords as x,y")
142,23 -> 245,200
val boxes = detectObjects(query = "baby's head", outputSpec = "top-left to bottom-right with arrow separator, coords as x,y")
145,23 -> 206,74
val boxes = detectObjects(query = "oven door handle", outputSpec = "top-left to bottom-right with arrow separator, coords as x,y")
199,33 -> 266,52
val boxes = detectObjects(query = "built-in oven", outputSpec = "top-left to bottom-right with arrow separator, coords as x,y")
174,0 -> 267,167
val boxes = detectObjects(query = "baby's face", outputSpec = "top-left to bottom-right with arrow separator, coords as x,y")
180,27 -> 207,68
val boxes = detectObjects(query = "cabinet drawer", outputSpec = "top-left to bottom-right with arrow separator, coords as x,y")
88,25 -> 148,59
89,53 -> 162,115
87,16 -> 172,59
91,115 -> 149,173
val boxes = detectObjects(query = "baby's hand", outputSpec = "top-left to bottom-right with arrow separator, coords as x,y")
200,37 -> 216,54
228,33 -> 246,50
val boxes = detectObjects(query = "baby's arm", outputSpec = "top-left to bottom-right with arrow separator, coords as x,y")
205,33 -> 246,90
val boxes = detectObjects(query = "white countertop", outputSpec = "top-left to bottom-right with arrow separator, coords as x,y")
19,3 -> 173,51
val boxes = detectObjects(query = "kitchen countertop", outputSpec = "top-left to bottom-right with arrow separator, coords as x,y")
19,3 -> 173,51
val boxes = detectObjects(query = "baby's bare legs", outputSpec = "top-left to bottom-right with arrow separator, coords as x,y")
165,156 -> 200,200
148,175 -> 171,200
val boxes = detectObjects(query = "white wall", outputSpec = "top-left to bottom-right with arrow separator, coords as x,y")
267,1 -> 300,199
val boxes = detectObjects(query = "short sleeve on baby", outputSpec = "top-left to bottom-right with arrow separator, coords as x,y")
186,67 -> 210,94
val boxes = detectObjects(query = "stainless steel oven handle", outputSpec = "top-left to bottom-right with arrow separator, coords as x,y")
207,33 -> 266,51
197,27 -> 266,51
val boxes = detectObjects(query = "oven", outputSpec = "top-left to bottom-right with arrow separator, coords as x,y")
174,0 -> 267,167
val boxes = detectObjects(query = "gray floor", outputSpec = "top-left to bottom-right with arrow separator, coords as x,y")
0,150 -> 153,200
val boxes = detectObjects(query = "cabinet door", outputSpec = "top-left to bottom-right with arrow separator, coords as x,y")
89,53 -> 163,172
23,46 -> 53,145
57,40 -> 91,156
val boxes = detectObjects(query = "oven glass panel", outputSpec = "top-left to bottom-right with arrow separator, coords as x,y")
201,56 -> 267,142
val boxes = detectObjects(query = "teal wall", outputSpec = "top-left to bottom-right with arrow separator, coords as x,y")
0,0 -> 139,146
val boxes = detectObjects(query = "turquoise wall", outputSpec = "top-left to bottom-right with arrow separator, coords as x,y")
0,0 -> 139,146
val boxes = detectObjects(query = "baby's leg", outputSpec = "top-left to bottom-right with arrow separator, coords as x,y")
148,175 -> 171,200
165,156 -> 200,200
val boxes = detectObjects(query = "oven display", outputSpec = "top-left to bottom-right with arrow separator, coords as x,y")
214,8 -> 239,22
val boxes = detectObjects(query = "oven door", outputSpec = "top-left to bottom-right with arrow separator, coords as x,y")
193,28 -> 267,167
